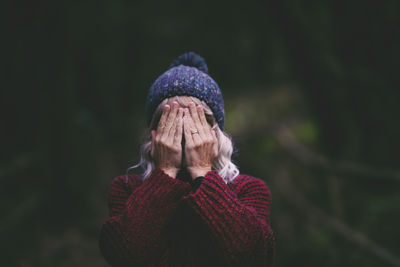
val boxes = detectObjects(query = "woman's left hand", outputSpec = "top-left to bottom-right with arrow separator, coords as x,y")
183,102 -> 218,180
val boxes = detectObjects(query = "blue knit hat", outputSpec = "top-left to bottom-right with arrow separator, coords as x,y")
145,52 -> 225,130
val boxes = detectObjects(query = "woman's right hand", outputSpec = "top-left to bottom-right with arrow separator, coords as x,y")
151,101 -> 184,178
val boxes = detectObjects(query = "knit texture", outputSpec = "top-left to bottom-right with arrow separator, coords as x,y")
145,52 -> 225,130
99,168 -> 275,267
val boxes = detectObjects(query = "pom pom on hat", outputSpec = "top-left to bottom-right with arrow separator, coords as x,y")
169,52 -> 209,74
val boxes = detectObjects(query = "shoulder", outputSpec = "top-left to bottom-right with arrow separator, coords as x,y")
232,173 -> 271,197
106,174 -> 144,216
109,173 -> 143,194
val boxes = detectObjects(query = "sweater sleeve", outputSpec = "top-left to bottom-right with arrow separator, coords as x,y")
99,168 -> 192,267
181,171 -> 275,267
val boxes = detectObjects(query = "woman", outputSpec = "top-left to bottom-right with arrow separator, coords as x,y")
99,52 -> 275,267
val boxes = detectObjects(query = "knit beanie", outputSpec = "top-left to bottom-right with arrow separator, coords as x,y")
145,52 -> 225,130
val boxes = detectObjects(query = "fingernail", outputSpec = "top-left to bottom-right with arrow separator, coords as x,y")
189,102 -> 194,107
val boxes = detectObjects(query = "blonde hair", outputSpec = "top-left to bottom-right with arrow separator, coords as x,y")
127,95 -> 240,184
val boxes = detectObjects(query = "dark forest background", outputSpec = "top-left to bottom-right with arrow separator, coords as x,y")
2,0 -> 400,266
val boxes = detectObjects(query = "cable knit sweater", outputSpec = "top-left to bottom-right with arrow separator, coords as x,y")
99,168 -> 275,267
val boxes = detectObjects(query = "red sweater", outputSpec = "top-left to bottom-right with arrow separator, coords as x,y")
99,168 -> 275,267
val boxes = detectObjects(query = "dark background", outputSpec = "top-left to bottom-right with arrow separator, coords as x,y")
3,0 -> 400,266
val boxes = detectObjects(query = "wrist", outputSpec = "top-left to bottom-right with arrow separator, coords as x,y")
161,168 -> 179,179
187,167 -> 211,180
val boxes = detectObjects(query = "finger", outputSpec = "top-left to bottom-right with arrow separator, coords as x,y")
188,103 -> 206,142
197,105 -> 214,144
167,104 -> 179,144
197,105 -> 209,129
188,102 -> 205,138
196,105 -> 210,141
185,108 -> 202,145
167,102 -> 181,143
163,101 -> 179,141
183,108 -> 194,148
173,108 -> 184,146
188,102 -> 202,128
157,104 -> 170,134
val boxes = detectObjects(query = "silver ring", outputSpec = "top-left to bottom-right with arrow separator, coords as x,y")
191,130 -> 199,135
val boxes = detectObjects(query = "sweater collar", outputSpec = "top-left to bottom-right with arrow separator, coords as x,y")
176,168 -> 193,184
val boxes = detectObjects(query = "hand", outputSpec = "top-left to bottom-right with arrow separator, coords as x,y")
183,102 -> 218,180
151,101 -> 184,178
